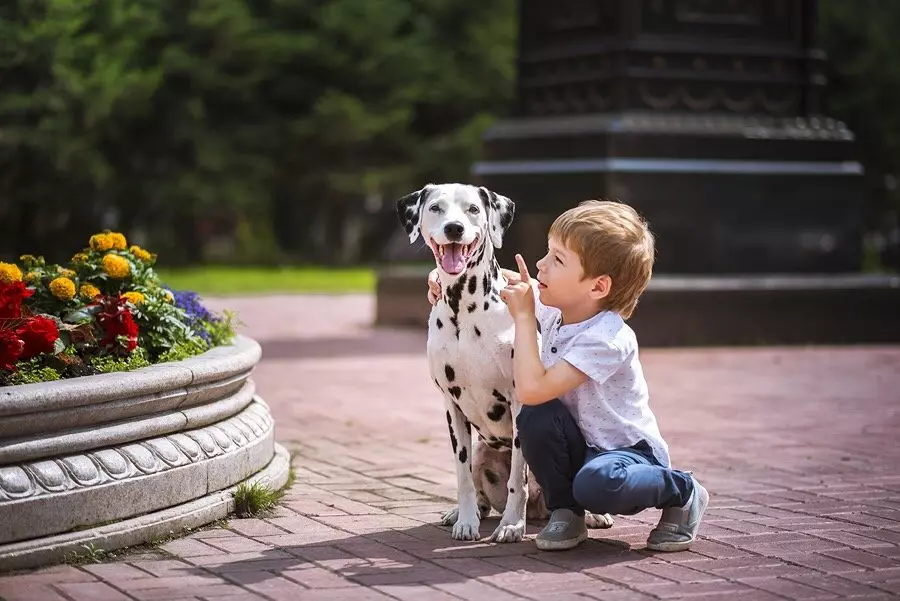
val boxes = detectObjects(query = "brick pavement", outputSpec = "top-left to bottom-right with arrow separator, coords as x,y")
2,293 -> 900,600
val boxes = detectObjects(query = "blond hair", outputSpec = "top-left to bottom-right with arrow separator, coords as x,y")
549,200 -> 655,319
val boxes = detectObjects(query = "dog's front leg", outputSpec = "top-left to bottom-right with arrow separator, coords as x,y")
491,400 -> 527,543
439,400 -> 481,540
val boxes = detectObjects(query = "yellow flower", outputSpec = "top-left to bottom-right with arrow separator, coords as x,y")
24,271 -> 40,283
108,232 -> 127,250
19,254 -> 36,264
0,262 -> 23,284
79,284 -> 101,299
58,268 -> 76,278
129,245 -> 153,262
89,233 -> 114,251
121,291 -> 145,306
164,290 -> 174,303
101,254 -> 130,279
49,277 -> 76,301
71,252 -> 89,264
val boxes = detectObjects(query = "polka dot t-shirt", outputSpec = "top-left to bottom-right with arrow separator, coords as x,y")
534,293 -> 671,467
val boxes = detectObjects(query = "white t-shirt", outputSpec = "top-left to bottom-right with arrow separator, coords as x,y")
533,288 -> 671,467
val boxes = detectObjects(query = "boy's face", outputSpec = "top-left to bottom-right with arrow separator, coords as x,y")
535,236 -> 609,310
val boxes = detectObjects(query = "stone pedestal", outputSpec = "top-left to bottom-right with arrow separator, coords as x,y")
472,0 -> 865,274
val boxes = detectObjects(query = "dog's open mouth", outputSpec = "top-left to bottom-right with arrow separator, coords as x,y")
432,238 -> 479,275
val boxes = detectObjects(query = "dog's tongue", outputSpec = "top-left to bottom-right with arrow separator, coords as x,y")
441,244 -> 465,274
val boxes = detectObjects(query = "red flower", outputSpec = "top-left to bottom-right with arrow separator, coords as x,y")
17,316 -> 59,360
0,281 -> 34,319
0,329 -> 25,371
94,296 -> 139,352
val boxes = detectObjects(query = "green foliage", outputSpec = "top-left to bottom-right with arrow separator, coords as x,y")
819,1 -> 900,228
1,358 -> 62,386
0,0 -> 517,264
232,480 -> 284,518
90,347 -> 151,373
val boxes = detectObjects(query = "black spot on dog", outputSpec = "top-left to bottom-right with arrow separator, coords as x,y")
446,411 -> 452,426
483,301 -> 489,311
458,447 -> 468,463
445,278 -> 465,316
509,487 -> 515,493
514,436 -> 520,448
449,316 -> 458,328
445,364 -> 455,382
511,348 -> 514,358
492,389 -> 507,404
473,325 -> 481,337
434,378 -> 442,391
487,403 -> 506,421
447,419 -> 458,454
448,386 -> 462,399
483,274 -> 491,296
468,274 -> 478,295
467,302 -> 477,313
436,318 -> 443,329
455,329 -> 460,340
485,469 -> 500,485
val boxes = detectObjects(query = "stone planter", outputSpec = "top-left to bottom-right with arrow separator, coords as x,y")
0,335 -> 289,572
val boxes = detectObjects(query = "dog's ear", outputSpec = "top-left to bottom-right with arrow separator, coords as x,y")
479,187 -> 515,248
396,185 -> 429,244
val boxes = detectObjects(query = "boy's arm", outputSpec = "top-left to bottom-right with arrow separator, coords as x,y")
511,308 -> 589,406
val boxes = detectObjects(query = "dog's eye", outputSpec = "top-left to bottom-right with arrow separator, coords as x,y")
467,205 -> 480,214
429,205 -> 442,213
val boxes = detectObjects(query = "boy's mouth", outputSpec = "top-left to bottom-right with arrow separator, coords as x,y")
431,237 -> 479,275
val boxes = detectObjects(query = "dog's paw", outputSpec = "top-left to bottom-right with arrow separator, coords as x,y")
585,512 -> 615,529
441,507 -> 459,526
451,516 -> 481,541
490,520 -> 525,543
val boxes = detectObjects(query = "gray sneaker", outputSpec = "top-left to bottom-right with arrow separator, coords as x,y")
646,476 -> 709,552
536,508 -> 588,551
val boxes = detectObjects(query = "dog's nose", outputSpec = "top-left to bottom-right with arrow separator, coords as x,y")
444,222 -> 465,241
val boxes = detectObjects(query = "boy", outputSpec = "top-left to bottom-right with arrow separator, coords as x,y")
427,200 -> 707,552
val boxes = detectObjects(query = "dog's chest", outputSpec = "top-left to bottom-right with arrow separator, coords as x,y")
428,293 -> 517,436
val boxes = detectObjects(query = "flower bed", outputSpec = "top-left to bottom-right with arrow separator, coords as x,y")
0,231 -> 235,387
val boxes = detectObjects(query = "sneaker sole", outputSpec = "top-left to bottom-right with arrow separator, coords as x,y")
646,484 -> 710,553
535,529 -> 588,551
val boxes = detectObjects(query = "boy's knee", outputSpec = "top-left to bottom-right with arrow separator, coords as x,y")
572,461 -> 628,510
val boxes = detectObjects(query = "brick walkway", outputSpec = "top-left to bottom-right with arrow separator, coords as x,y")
2,293 -> 900,600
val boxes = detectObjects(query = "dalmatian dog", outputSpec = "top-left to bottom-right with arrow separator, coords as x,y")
396,183 -> 614,543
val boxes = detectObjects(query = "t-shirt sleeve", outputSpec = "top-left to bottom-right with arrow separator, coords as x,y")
562,335 -> 624,384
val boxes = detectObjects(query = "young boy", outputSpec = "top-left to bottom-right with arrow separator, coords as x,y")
427,199 -> 707,552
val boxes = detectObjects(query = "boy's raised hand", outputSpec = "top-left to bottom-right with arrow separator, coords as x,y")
427,268 -> 441,305
499,254 -> 535,320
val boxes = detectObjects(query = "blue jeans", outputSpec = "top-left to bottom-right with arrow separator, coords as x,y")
517,400 -> 693,516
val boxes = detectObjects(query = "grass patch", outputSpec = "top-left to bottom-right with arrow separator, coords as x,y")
155,266 -> 376,296
232,481 -> 285,518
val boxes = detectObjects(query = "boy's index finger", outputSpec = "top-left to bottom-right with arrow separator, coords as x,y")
515,253 -> 531,281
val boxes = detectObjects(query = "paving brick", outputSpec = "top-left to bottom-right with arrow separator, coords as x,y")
130,584 -> 248,600
632,580 -> 756,599
127,559 -> 197,578
786,574 -> 887,598
281,565 -> 358,588
821,548 -> 900,569
0,582 -> 71,601
54,581 -> 132,601
218,572 -> 310,601
224,519 -> 290,538
736,577 -> 841,599
162,538 -> 224,557
81,562 -> 150,581
204,537 -> 274,554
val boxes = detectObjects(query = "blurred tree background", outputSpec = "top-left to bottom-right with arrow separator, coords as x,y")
0,0 -> 897,270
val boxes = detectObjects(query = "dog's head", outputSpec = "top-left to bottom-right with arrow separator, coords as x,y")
396,183 -> 515,277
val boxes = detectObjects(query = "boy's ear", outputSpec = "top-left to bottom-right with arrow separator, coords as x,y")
478,187 -> 515,248
590,275 -> 612,300
396,185 -> 431,244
